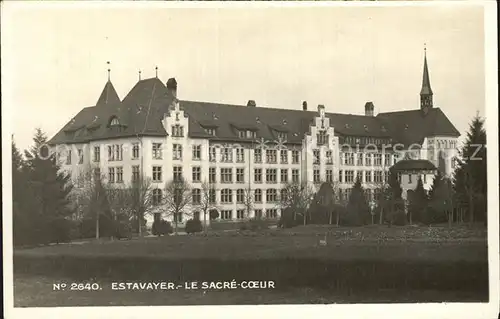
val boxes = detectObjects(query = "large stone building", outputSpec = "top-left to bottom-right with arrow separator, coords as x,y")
49,51 -> 460,227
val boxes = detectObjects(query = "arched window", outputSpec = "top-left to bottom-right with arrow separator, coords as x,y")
110,117 -> 120,126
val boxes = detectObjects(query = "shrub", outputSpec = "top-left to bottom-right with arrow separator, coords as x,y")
152,220 -> 173,236
278,208 -> 302,228
239,218 -> 269,231
185,219 -> 203,234
386,210 -> 407,226
50,218 -> 73,244
209,209 -> 219,220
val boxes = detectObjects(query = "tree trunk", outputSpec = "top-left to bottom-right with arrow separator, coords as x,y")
138,212 -> 142,237
336,211 -> 340,226
329,211 -> 333,225
204,211 -> 207,233
469,192 -> 474,225
379,206 -> 384,225
96,214 -> 100,239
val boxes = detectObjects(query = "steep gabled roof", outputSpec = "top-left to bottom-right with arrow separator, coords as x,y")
49,77 -> 461,146
376,108 -> 460,147
96,81 -> 121,106
390,159 -> 437,172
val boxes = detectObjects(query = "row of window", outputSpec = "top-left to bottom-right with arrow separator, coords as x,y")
338,170 -> 388,184
219,209 -> 278,220
212,148 -> 301,165
341,152 -> 396,167
150,187 -> 287,207
428,139 -> 457,149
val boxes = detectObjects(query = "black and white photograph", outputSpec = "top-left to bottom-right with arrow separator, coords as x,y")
2,1 -> 498,318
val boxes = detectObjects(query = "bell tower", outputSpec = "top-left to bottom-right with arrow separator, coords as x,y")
420,45 -> 433,111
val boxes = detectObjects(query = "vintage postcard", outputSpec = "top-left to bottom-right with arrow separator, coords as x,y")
1,1 -> 498,318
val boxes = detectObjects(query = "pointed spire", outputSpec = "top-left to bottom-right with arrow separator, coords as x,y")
420,44 -> 433,109
96,80 -> 120,106
138,70 -> 142,81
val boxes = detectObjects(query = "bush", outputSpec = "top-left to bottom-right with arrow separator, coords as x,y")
386,210 -> 407,226
49,218 -> 73,244
185,219 -> 203,234
278,208 -> 302,228
239,218 -> 270,231
209,209 -> 219,220
152,220 -> 173,236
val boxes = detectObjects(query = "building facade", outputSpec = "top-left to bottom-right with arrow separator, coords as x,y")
49,52 -> 460,228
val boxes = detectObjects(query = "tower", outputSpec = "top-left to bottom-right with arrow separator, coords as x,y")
420,45 -> 433,111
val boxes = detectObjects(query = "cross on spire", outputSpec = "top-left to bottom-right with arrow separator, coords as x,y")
155,66 -> 158,78
107,61 -> 111,81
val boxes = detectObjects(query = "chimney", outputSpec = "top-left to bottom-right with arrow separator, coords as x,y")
166,78 -> 177,98
302,101 -> 307,111
365,101 -> 374,116
247,100 -> 256,107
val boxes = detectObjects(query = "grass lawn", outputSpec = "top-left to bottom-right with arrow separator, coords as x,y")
13,225 -> 489,307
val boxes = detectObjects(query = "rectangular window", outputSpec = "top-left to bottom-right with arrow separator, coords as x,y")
108,167 -> 115,183
116,167 -> 123,183
345,170 -> 355,183
266,150 -> 277,164
132,143 -> 140,159
115,144 -> 123,161
267,209 -> 278,219
209,167 -> 216,183
365,171 -> 372,183
192,145 -> 201,161
221,168 -> 233,183
326,169 -> 333,183
220,210 -> 232,220
93,146 -> 100,162
384,153 -> 391,166
236,209 -> 245,219
365,154 -> 372,166
132,165 -> 140,182
357,171 -> 363,183
221,148 -> 233,162
357,153 -> 363,166
292,150 -> 300,164
209,189 -> 216,204
78,149 -> 83,164
236,168 -> 245,183
192,189 -> 201,205
374,171 -> 383,183
313,149 -> 320,164
254,168 -> 262,183
345,152 -> 354,166
152,190 -> 162,206
374,153 -> 382,166
254,149 -> 262,163
339,170 -> 343,183
172,125 -> 184,137
266,189 -> 278,202
221,189 -> 233,204
423,174 -> 427,184
152,166 -> 162,182
236,148 -> 245,163
209,147 -> 216,162
313,169 -> 320,183
66,150 -> 72,165
254,209 -> 263,219
152,143 -> 162,160
384,172 -> 389,183
266,169 -> 277,183
317,131 -> 328,145
254,189 -> 262,202
408,174 -> 413,184
280,150 -> 288,164
192,166 -> 201,183
206,128 -> 216,136
326,150 -> 333,164
108,145 -> 114,161
292,169 -> 300,183
280,169 -> 288,183
172,144 -> 182,160
236,189 -> 245,203
173,166 -> 183,181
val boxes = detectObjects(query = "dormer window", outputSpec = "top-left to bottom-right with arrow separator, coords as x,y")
277,131 -> 287,140
247,130 -> 256,138
238,130 -> 245,138
206,128 -> 216,136
110,117 -> 120,126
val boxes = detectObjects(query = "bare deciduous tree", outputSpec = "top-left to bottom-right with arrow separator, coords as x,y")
163,178 -> 192,235
278,181 -> 315,225
196,181 -> 218,232
126,175 -> 154,236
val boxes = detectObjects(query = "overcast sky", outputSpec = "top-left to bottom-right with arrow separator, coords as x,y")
3,4 -> 485,151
